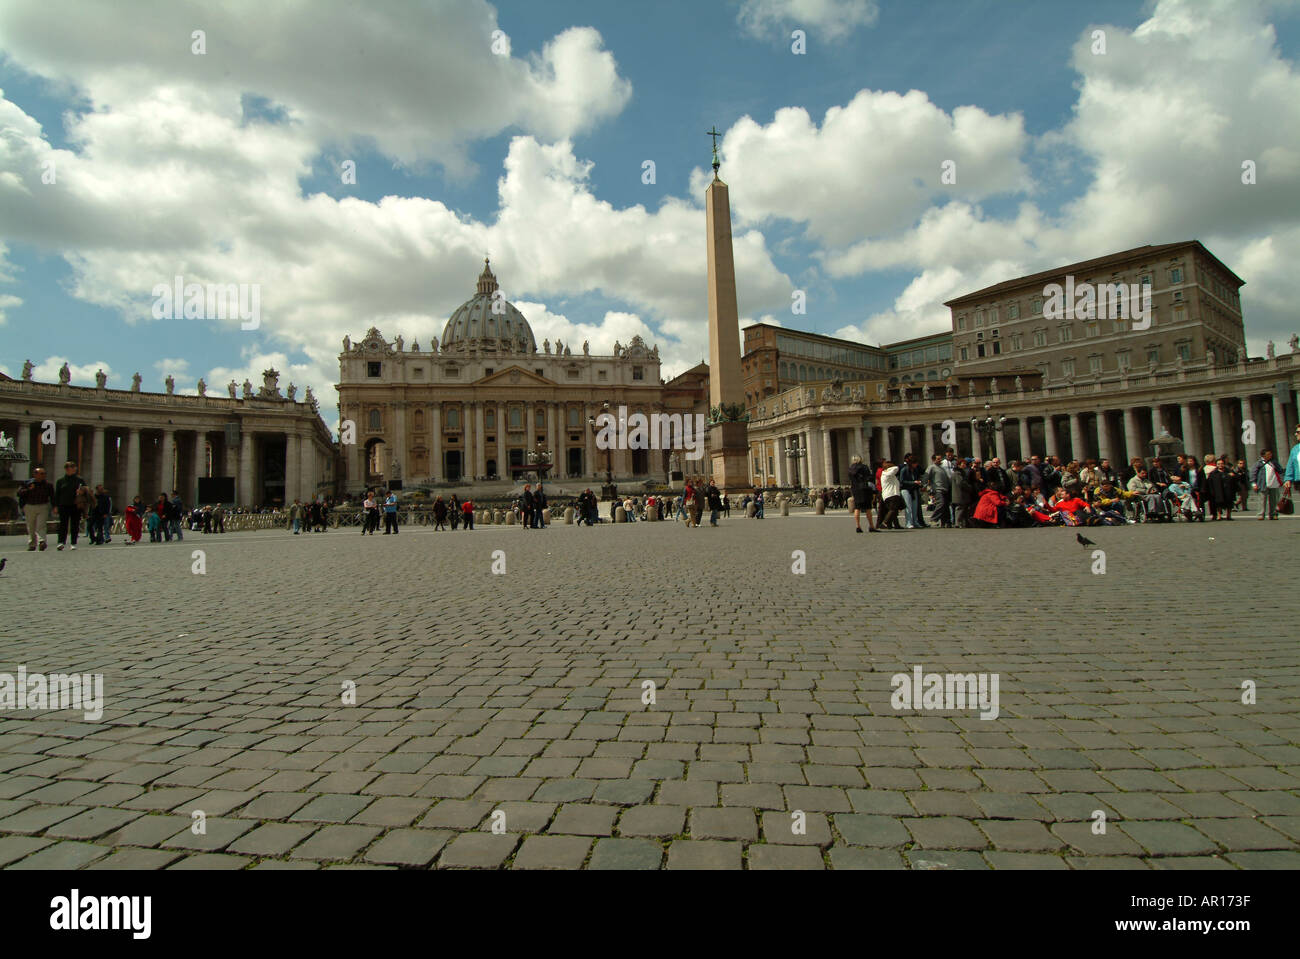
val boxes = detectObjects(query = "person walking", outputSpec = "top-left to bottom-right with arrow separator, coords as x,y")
93,484 -> 113,544
706,482 -> 722,526
54,461 -> 87,550
123,495 -> 144,544
847,454 -> 876,533
290,499 -> 303,534
18,466 -> 54,551
433,495 -> 448,531
461,497 -> 475,530
169,490 -> 185,541
878,459 -> 904,530
1252,447 -> 1284,520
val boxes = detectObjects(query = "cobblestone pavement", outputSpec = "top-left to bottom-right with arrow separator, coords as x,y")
1,514 -> 1298,870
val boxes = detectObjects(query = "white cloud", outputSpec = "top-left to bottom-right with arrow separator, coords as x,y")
0,292 -> 20,323
0,1 -> 631,174
737,0 -> 879,42
29,356 -> 113,386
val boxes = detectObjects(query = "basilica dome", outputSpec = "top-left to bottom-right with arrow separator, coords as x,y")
441,259 -> 537,354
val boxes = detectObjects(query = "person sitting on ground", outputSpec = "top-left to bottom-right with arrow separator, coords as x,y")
972,485 -> 1007,528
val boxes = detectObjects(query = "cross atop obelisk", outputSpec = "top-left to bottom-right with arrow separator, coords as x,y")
706,126 -> 721,177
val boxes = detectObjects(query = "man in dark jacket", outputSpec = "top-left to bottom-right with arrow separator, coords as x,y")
534,484 -> 547,528
983,458 -> 1010,495
950,462 -> 974,528
923,453 -> 952,528
19,466 -> 55,550
521,484 -> 535,530
54,460 -> 87,550
847,455 -> 876,533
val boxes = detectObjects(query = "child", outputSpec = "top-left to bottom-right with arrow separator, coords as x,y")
146,506 -> 161,542
124,498 -> 144,544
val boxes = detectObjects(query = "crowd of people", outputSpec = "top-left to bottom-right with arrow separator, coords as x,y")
14,460 -> 230,550
15,430 -> 1299,550
841,435 -> 1300,531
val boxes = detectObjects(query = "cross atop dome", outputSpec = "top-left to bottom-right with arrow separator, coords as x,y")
476,256 -> 498,296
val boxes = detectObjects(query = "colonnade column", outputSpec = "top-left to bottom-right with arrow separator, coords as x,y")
1069,413 -> 1085,464
1018,418 -> 1031,463
431,404 -> 442,483
125,429 -> 141,504
14,423 -> 31,480
89,426 -> 105,488
285,433 -> 300,504
239,430 -> 255,506
161,429 -> 175,493
1208,398 -> 1227,458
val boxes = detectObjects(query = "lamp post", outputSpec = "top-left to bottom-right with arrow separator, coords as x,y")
970,403 -> 1006,460
526,442 -> 553,481
785,441 -> 808,489
587,401 -> 616,500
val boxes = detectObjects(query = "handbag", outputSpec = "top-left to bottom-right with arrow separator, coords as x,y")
1279,495 -> 1294,515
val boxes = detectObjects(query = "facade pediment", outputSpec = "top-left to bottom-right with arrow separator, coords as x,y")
474,365 -> 555,387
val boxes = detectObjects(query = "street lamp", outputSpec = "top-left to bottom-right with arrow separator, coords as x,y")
785,442 -> 808,489
587,401 -> 615,499
970,403 -> 1006,459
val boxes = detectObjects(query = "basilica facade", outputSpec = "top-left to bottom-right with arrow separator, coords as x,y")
336,260 -> 708,494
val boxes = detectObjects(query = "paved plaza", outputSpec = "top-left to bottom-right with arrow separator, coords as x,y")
0,513 -> 1298,870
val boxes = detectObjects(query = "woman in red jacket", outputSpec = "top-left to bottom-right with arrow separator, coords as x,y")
972,487 -> 1007,527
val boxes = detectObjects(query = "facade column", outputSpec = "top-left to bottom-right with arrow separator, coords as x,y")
920,422 -> 933,464
14,422 -> 31,480
1018,418 -> 1031,463
126,428 -> 141,505
1123,408 -> 1141,465
585,404 -> 597,479
994,424 -> 1007,463
285,433 -> 300,504
191,431 -> 206,501
160,429 -> 175,493
53,421 -> 69,472
393,402 -> 407,479
1041,415 -> 1056,460
239,429 -> 255,506
1096,412 -> 1112,465
1240,396 -> 1258,466
1179,402 -> 1194,448
475,402 -> 487,479
546,404 -> 557,471
89,426 -> 105,488
1208,397 -> 1227,458
1271,394 -> 1290,465
1069,413 -> 1085,464
430,404 -> 442,483
853,424 -> 864,463
496,403 -> 506,480
775,436 -> 786,485
822,427 -> 835,486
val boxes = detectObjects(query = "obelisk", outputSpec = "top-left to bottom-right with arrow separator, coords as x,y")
704,128 -> 751,494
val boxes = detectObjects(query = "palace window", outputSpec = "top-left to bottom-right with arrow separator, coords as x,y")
368,409 -> 381,431
1059,326 -> 1073,343
1117,351 -> 1131,373
485,410 -> 495,429
1010,333 -> 1023,351
598,370 -> 607,381
957,316 -> 966,331
535,409 -> 545,427
975,311 -> 984,327
413,410 -> 424,430
1008,303 -> 1020,320
1177,342 -> 1192,362
484,368 -> 494,376
1033,329 -> 1047,348
1089,355 -> 1102,375
1170,267 -> 1183,283
446,407 -> 460,430
992,341 -> 1001,355
633,366 -> 644,380
509,408 -> 522,429
445,366 -> 459,378
1061,358 -> 1076,378
1147,346 -> 1160,365
976,344 -> 986,358
1032,298 -> 1042,315
367,362 -> 381,377
959,347 -> 969,361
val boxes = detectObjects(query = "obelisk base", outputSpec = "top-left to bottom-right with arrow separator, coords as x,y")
709,422 -> 752,495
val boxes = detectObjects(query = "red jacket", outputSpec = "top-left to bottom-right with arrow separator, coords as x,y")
973,488 -> 1006,524
461,500 -> 474,513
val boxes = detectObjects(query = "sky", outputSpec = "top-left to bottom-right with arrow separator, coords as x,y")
1,0 -> 1298,429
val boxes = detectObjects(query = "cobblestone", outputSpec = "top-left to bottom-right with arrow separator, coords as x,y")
0,518 -> 1295,870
